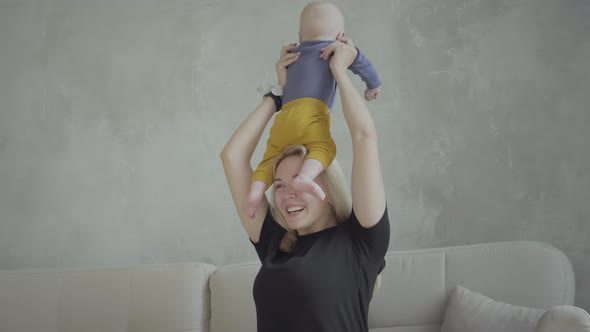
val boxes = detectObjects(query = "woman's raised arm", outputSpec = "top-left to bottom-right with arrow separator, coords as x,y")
321,35 -> 386,228
220,44 -> 300,242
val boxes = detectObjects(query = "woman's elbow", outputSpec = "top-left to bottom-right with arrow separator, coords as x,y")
220,143 -> 237,161
351,127 -> 378,143
220,146 -> 247,165
220,146 -> 228,160
220,147 -> 234,162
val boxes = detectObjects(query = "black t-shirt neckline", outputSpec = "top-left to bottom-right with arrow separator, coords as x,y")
296,223 -> 342,241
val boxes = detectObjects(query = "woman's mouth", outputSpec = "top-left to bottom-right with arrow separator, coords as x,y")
286,206 -> 305,215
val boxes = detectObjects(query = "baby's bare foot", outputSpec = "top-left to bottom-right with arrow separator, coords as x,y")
292,175 -> 326,200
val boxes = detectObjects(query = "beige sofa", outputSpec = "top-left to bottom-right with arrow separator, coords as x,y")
0,241 -> 588,332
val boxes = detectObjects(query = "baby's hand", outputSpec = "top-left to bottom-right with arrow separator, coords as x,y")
364,87 -> 381,101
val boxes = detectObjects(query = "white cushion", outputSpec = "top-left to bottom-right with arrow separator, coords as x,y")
440,285 -> 545,332
536,305 -> 590,332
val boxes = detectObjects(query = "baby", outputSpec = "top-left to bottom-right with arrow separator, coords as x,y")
243,1 -> 382,218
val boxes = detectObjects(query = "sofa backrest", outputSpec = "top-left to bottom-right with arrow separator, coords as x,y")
0,262 -> 217,332
209,241 -> 575,332
0,241 -> 574,332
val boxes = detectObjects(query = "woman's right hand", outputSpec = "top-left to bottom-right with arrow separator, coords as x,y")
276,43 -> 301,89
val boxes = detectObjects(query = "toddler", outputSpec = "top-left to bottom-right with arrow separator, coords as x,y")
243,1 -> 382,218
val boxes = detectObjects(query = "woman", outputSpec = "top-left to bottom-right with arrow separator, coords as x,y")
220,36 -> 390,332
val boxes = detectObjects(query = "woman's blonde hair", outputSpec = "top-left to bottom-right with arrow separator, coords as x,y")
268,145 -> 383,297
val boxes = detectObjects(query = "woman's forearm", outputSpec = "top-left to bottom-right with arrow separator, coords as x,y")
333,69 -> 378,139
220,97 -> 276,162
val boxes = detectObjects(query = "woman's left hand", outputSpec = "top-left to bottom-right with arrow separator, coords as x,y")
320,32 -> 358,73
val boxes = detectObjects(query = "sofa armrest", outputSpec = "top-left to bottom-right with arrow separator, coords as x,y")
536,305 -> 590,332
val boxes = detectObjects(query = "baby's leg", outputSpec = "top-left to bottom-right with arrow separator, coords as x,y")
247,139 -> 279,219
292,158 -> 326,200
242,180 -> 268,219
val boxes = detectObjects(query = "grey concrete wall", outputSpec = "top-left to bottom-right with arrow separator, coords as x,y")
0,0 -> 588,309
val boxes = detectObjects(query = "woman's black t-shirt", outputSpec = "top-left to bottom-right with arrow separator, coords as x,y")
251,207 -> 390,332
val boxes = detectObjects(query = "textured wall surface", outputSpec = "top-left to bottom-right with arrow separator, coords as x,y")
0,0 -> 588,309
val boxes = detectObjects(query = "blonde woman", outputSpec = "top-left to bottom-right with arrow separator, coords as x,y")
221,36 -> 389,332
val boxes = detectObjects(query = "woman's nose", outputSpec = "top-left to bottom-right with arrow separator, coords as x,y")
285,185 -> 297,197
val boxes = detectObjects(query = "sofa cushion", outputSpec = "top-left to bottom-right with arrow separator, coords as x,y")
441,285 -> 545,332
0,263 -> 217,332
369,252 -> 446,328
536,305 -> 590,332
444,242 -> 574,309
209,262 -> 260,332
370,326 -> 440,332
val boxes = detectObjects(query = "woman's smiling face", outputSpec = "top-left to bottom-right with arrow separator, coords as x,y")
273,155 -> 334,235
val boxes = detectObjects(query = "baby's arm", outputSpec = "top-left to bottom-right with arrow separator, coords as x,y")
348,48 -> 382,101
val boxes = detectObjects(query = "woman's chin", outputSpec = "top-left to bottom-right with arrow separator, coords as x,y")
284,210 -> 307,229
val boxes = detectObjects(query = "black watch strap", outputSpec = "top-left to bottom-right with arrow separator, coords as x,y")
264,92 -> 282,112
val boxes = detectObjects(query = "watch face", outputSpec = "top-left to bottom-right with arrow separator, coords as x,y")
271,85 -> 283,96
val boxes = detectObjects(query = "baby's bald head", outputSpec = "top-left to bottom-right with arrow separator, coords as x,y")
299,2 -> 344,41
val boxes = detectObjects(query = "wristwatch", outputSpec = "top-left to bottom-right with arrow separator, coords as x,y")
264,84 -> 283,112
270,84 -> 283,96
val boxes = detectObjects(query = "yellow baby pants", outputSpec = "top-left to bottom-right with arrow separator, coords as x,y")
252,98 -> 336,188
